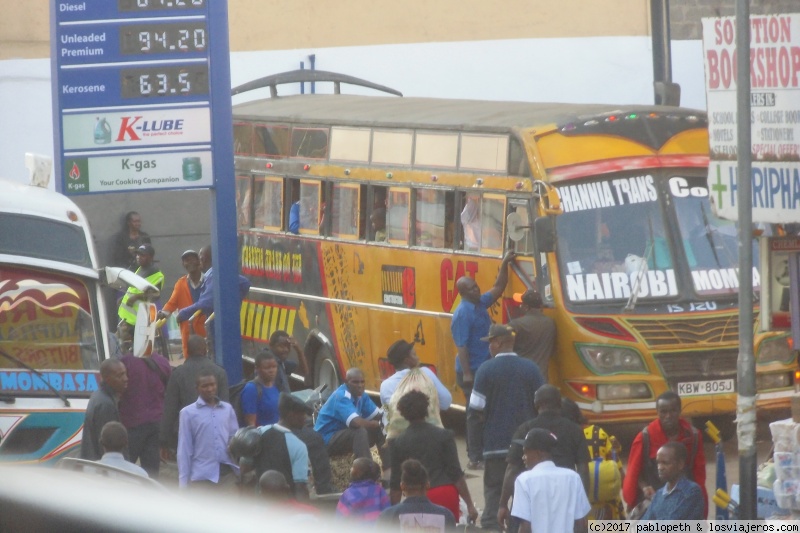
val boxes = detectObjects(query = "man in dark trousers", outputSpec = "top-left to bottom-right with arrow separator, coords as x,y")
508,290 -> 556,379
314,367 -> 387,465
468,324 -> 544,531
159,335 -> 229,460
451,250 -> 516,469
81,359 -> 128,460
118,342 -> 172,478
498,384 -> 590,532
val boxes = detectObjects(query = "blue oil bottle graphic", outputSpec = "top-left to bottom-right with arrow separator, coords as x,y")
94,117 -> 112,145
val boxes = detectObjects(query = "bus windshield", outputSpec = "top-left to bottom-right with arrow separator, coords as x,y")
669,176 -> 759,297
554,173 -> 760,304
0,266 -> 99,372
0,213 -> 92,268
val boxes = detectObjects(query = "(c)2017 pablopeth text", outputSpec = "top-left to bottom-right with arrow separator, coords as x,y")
590,521 -> 800,533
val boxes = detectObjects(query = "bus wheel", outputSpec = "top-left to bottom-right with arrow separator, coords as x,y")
314,347 -> 341,392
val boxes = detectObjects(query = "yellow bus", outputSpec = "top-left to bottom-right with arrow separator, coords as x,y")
232,70 -> 795,425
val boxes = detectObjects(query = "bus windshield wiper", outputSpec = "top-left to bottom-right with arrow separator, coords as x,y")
0,349 -> 71,407
623,222 -> 654,313
699,203 -> 722,268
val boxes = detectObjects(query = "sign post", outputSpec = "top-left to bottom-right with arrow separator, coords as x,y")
703,12 -> 800,519
51,0 -> 242,382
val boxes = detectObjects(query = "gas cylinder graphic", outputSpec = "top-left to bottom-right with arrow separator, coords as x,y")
94,117 -> 112,145
182,157 -> 202,181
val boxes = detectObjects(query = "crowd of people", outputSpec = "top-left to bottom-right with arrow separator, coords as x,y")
79,211 -> 710,532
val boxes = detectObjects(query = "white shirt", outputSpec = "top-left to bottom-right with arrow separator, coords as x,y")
511,460 -> 590,533
99,451 -> 149,478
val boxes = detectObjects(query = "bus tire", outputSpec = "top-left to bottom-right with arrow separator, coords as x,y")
314,347 -> 341,392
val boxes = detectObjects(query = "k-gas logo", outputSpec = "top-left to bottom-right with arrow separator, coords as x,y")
382,266 -> 415,309
116,116 -> 185,141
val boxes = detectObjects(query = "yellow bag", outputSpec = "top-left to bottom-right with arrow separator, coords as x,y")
588,458 -> 622,504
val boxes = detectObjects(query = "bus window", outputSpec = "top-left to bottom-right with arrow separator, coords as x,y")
508,137 -> 531,177
387,187 -> 410,244
369,186 -> 388,241
236,175 -> 252,229
291,127 -> 329,159
481,194 -> 506,254
461,193 -> 481,251
460,134 -> 508,173
372,130 -> 413,165
254,177 -> 283,231
331,183 -> 361,239
414,132 -> 458,169
254,125 -> 290,158
415,189 -> 447,248
508,199 -> 534,255
298,180 -> 322,234
233,122 -> 253,155
330,127 -> 371,162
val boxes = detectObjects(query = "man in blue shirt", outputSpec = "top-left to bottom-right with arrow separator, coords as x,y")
314,367 -> 387,464
176,245 -> 250,359
451,250 -> 515,468
468,323 -> 544,531
641,441 -> 705,520
177,372 -> 239,489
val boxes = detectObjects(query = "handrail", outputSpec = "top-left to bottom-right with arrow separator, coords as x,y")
231,69 -> 403,98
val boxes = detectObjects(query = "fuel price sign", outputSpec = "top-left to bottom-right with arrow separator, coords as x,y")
51,0 -> 233,194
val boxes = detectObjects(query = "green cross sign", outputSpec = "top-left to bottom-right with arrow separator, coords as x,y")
711,165 -> 728,207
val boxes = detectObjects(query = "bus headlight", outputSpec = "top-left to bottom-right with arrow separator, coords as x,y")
757,336 -> 792,364
756,372 -> 791,390
597,383 -> 651,401
578,344 -> 646,374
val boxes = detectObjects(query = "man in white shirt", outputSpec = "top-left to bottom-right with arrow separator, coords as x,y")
511,428 -> 590,533
98,421 -> 149,478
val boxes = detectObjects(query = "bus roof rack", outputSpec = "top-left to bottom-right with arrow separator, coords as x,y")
231,69 -> 403,98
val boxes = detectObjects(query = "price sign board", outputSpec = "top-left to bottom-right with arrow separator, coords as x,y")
51,0 -> 231,194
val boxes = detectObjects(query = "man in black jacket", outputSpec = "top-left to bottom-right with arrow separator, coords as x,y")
81,359 -> 128,460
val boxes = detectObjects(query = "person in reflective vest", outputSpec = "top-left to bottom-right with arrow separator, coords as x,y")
118,243 -> 164,326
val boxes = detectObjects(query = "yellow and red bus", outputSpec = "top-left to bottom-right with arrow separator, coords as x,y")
232,71 -> 795,425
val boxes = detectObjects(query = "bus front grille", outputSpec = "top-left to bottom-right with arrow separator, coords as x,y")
624,315 -> 739,347
654,350 -> 738,381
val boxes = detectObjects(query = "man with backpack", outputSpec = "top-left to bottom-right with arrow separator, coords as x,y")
229,349 -> 335,495
380,339 -> 452,439
622,391 -> 707,518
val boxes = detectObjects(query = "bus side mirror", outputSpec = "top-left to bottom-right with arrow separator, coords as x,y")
534,216 -> 556,253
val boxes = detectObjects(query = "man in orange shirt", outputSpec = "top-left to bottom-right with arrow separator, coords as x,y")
158,250 -> 206,357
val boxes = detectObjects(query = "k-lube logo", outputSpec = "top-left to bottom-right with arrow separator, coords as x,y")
116,116 -> 186,142
382,266 -> 415,309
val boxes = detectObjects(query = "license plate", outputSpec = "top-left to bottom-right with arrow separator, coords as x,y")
677,378 -> 735,396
